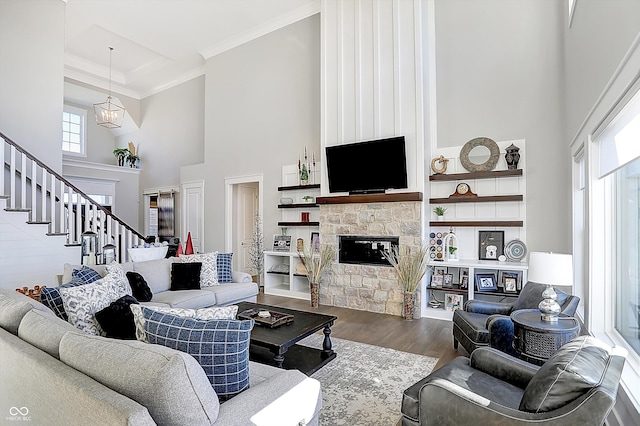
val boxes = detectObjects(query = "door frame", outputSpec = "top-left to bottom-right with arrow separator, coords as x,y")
224,174 -> 263,254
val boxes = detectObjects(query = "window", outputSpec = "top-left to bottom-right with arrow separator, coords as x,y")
62,106 -> 86,155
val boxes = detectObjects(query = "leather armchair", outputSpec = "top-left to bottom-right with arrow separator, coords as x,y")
452,282 -> 580,356
401,336 -> 627,426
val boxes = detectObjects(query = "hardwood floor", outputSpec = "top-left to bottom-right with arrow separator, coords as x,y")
256,292 -> 461,370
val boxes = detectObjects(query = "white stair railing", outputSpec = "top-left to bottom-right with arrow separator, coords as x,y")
1,131 -> 145,262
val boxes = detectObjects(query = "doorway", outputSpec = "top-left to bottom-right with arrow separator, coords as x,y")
225,175 -> 263,274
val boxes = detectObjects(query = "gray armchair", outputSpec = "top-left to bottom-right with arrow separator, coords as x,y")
452,282 -> 580,356
401,336 -> 627,426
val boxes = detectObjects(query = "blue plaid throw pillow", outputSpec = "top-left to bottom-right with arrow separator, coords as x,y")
41,266 -> 102,320
217,253 -> 233,283
134,306 -> 253,400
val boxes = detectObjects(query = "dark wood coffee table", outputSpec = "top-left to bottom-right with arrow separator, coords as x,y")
236,302 -> 337,375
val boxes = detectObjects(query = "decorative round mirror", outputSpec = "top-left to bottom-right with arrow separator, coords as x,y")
459,137 -> 500,172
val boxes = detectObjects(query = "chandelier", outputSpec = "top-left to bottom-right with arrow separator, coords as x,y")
94,47 -> 126,128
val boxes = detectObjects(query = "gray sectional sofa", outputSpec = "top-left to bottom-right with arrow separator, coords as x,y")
0,289 -> 323,425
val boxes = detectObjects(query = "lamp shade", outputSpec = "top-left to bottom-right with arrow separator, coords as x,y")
528,252 -> 573,287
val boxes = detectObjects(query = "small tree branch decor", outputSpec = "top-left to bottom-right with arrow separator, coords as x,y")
382,244 -> 429,319
247,212 -> 264,285
298,244 -> 335,307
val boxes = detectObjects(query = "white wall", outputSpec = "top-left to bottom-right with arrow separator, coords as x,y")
0,0 -> 65,172
434,0 -> 567,253
564,0 -> 640,143
184,14 -> 320,251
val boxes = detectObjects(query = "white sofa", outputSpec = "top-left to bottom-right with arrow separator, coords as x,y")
58,257 -> 259,309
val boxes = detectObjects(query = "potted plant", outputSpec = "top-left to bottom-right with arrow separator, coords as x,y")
302,195 -> 314,203
298,244 -> 335,307
433,206 -> 447,221
126,153 -> 140,168
113,148 -> 129,166
300,163 -> 309,185
382,244 -> 429,320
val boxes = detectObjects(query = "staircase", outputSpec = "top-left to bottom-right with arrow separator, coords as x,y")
1,131 -> 145,287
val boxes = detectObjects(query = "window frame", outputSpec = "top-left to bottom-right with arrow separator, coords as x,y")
62,105 -> 87,157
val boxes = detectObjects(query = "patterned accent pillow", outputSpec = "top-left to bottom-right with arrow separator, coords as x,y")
129,305 -> 253,400
129,305 -> 239,342
180,252 -> 219,286
72,266 -> 102,284
40,268 -> 102,321
105,262 -> 133,296
217,253 -> 233,283
59,274 -> 129,335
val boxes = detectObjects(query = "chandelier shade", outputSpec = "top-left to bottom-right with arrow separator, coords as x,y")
94,47 -> 126,128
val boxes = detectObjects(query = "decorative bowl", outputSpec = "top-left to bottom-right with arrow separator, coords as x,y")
128,246 -> 168,262
280,197 -> 293,205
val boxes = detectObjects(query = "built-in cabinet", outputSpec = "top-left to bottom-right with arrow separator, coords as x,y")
263,251 -> 311,300
425,259 -> 528,320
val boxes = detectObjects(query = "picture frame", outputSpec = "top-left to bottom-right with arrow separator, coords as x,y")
445,293 -> 464,311
273,235 -> 292,252
434,266 -> 447,276
443,273 -> 454,288
458,268 -> 469,286
475,273 -> 497,292
460,276 -> 469,289
478,231 -> 505,260
310,232 -> 320,252
499,270 -> 522,293
430,274 -> 443,288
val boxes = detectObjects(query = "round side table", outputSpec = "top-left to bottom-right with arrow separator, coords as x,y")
511,309 -> 580,365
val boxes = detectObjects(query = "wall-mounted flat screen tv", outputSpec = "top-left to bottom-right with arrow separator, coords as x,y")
326,136 -> 408,194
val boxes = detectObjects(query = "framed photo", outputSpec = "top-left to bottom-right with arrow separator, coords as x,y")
445,293 -> 464,311
458,268 -> 469,286
431,274 -> 443,288
475,273 -> 497,292
273,235 -> 292,252
499,270 -> 522,293
478,231 -> 505,260
460,275 -> 469,289
310,232 -> 320,252
443,273 -> 454,288
434,266 -> 447,276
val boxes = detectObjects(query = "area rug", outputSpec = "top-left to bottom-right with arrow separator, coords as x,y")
298,334 -> 438,426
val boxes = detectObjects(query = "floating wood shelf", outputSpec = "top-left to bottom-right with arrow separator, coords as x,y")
429,220 -> 523,227
429,195 -> 523,204
316,192 -> 423,205
277,221 -> 320,227
278,184 -> 321,191
429,169 -> 523,181
278,203 -> 319,208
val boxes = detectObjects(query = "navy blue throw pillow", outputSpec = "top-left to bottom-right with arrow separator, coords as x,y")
95,295 -> 139,339
126,271 -> 153,302
171,262 -> 202,291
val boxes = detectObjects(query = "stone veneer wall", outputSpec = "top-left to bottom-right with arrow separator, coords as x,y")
319,201 -> 423,317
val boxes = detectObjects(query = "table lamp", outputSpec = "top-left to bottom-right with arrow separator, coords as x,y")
527,252 -> 573,323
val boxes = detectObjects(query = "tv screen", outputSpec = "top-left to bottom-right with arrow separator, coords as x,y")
326,136 -> 408,194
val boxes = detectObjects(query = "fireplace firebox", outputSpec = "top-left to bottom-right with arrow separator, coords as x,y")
338,236 -> 399,266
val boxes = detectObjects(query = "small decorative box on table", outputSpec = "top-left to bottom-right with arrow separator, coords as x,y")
511,309 -> 580,365
238,308 -> 294,328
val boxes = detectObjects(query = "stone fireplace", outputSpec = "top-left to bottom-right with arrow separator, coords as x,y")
318,195 -> 423,317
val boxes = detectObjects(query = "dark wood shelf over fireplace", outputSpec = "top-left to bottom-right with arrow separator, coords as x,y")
316,192 -> 423,205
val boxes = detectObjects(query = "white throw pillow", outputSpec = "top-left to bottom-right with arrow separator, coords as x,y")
129,304 -> 238,342
59,274 -> 128,335
179,252 -> 219,286
105,262 -> 133,296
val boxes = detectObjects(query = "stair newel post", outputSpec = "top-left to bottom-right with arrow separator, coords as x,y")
0,139 -> 4,195
30,160 -> 37,220
20,152 -> 26,209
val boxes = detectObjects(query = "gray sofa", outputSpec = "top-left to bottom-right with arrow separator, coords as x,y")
58,257 -> 259,309
0,290 -> 322,425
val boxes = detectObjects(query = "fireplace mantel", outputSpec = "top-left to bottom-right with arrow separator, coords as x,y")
316,192 -> 423,205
